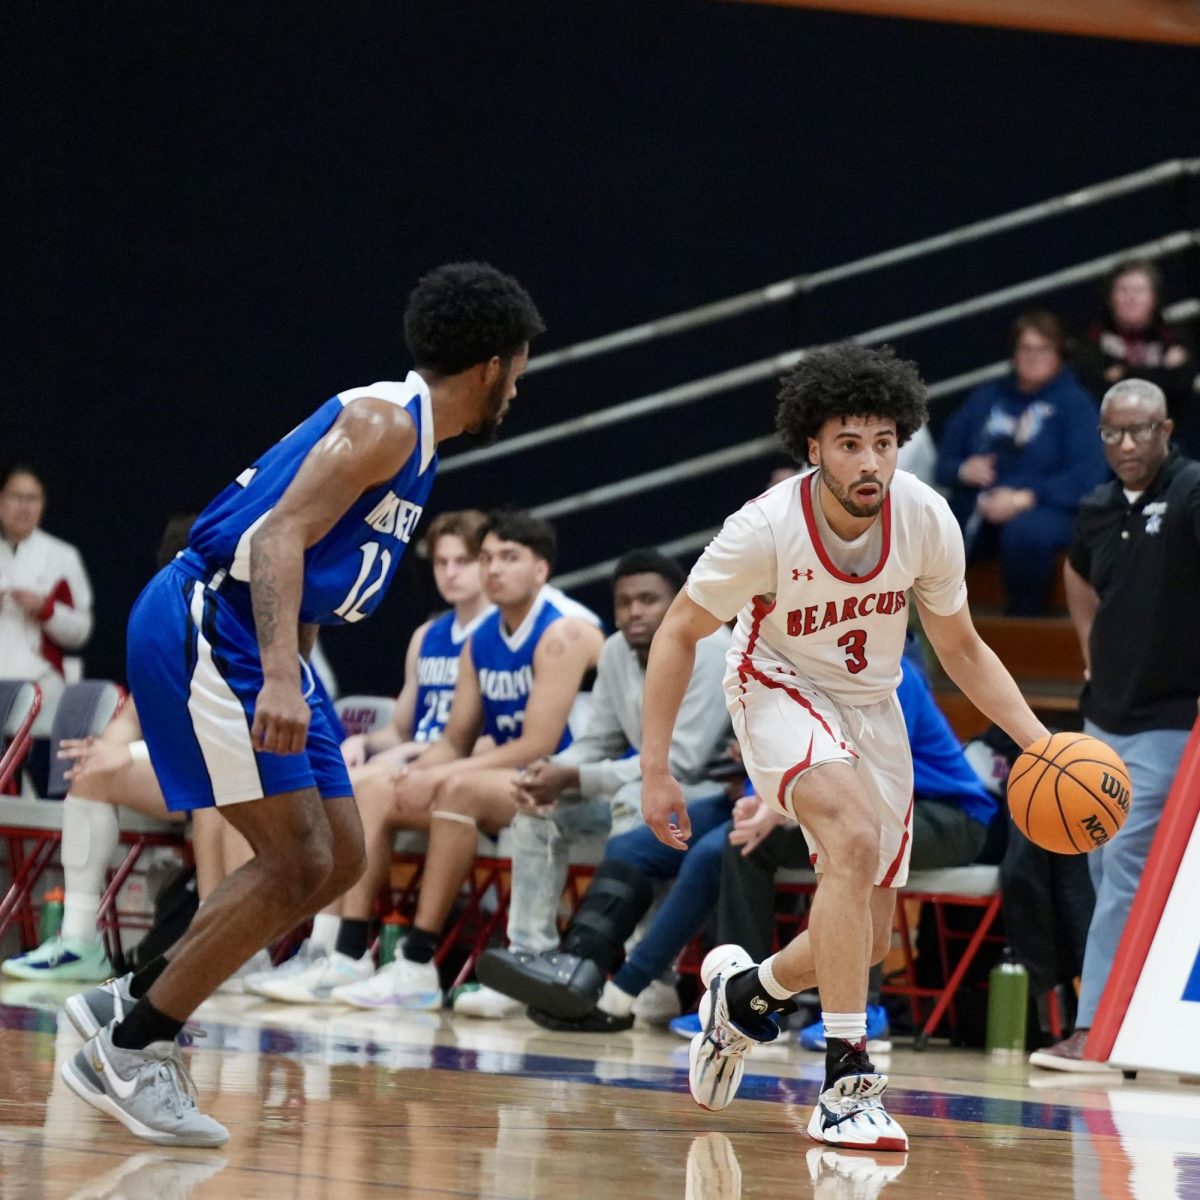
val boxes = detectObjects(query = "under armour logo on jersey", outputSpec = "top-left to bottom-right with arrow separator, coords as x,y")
792,568 -> 814,581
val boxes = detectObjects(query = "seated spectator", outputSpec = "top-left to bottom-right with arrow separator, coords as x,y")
306,511 -> 603,1010
341,509 -> 492,771
495,651 -> 997,1034
248,508 -> 495,999
1073,259 -> 1197,454
936,312 -> 1108,614
464,550 -> 731,1019
1,516 -> 254,983
0,465 -> 94,740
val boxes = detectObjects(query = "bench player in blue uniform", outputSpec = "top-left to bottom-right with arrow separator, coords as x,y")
331,510 -> 604,1010
251,508 -> 496,1002
60,263 -> 543,1147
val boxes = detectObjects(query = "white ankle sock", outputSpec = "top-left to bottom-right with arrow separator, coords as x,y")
597,980 -> 636,1017
59,794 -> 119,941
62,894 -> 103,943
822,1011 -> 867,1042
311,913 -> 340,954
758,955 -> 796,1001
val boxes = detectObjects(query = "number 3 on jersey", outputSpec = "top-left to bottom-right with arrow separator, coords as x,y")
837,628 -> 868,674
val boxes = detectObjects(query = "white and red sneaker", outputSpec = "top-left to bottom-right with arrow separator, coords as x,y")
807,1071 -> 908,1152
687,944 -> 778,1112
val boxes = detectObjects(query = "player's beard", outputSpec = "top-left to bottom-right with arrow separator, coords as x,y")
819,463 -> 887,518
463,374 -> 510,446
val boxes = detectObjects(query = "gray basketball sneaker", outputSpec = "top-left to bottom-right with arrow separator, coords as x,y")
64,972 -> 137,1039
61,1020 -> 229,1147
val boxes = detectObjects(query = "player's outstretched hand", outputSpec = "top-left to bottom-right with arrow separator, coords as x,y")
642,770 -> 691,850
252,680 -> 311,755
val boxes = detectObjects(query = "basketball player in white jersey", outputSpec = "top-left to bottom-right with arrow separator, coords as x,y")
641,343 -> 1050,1151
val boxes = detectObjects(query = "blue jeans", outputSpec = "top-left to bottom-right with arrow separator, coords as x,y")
506,779 -> 718,954
966,506 -> 1077,616
1076,721 -> 1190,1027
604,794 -> 731,996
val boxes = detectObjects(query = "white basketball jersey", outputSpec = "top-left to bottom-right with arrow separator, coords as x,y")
687,469 -> 967,708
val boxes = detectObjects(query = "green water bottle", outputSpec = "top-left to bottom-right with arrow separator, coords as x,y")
39,887 -> 65,943
985,947 -> 1029,1054
379,911 -> 408,965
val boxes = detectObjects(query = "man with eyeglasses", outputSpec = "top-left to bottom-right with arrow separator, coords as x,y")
0,464 -> 94,739
1031,378 -> 1200,1071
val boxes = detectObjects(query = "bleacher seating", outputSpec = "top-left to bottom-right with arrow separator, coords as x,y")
934,556 -> 1085,739
0,680 -> 42,793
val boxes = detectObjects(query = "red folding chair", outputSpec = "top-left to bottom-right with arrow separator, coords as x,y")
0,680 -> 42,793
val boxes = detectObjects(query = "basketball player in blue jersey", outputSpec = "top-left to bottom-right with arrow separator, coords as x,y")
331,510 -> 604,1010
251,508 -> 496,1003
60,263 -> 543,1146
341,509 -> 492,769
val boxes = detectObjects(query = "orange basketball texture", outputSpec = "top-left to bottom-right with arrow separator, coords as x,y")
1007,732 -> 1132,855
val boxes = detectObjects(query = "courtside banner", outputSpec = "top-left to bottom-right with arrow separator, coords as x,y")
1088,720 -> 1200,1073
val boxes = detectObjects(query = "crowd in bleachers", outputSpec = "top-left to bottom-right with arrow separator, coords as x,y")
2,255 -> 1199,1074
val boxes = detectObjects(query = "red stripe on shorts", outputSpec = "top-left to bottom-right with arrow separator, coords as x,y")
879,792 -> 915,888
776,734 -> 815,813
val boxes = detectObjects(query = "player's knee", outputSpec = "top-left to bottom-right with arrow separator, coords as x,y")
267,834 -> 335,902
829,824 -> 880,882
434,772 -> 481,817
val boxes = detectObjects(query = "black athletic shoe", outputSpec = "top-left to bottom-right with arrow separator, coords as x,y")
526,1005 -> 634,1033
476,948 -> 604,1020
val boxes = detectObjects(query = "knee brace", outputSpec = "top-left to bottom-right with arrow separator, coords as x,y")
562,859 -> 654,974
61,794 -> 120,882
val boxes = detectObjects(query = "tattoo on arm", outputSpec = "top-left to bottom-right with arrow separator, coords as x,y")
252,559 -> 282,650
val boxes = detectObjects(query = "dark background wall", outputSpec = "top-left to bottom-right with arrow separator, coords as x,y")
4,0 -> 1198,693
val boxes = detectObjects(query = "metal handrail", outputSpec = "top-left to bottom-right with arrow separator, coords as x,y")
552,528 -> 721,591
443,231 -> 1198,475
545,293 -> 1199,590
527,158 -> 1200,375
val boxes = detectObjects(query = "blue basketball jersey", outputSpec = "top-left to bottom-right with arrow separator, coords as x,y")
413,606 -> 493,743
471,586 -> 601,750
185,374 -> 438,625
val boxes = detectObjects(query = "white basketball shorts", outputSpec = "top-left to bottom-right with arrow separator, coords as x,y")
728,673 -> 915,887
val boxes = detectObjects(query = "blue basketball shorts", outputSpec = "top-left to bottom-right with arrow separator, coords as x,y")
126,560 -> 352,813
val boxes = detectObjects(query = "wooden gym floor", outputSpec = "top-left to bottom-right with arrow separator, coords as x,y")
1,982 -> 1198,1199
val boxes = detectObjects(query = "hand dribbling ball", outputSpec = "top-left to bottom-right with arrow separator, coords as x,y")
1007,732 -> 1131,854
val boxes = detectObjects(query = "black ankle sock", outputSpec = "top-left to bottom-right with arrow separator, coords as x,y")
128,955 -> 169,999
824,1035 -> 874,1090
402,926 -> 439,965
335,919 -> 371,961
724,966 -> 797,1025
112,997 -> 185,1050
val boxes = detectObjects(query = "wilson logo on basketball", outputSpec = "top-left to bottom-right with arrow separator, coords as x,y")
1100,772 -> 1131,814
1079,814 -> 1111,847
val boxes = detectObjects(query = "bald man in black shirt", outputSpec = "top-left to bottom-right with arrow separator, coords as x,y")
1032,378 -> 1200,1071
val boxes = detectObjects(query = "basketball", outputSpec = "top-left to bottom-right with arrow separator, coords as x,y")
1007,732 -> 1132,854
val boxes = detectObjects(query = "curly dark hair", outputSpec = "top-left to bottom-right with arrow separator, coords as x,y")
775,343 -> 927,462
404,262 -> 545,375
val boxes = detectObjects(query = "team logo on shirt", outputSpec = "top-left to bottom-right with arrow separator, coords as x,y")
1143,501 -> 1166,536
364,492 -> 423,543
786,590 -> 908,637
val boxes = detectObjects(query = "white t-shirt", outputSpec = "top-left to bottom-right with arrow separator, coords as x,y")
687,468 -> 966,707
